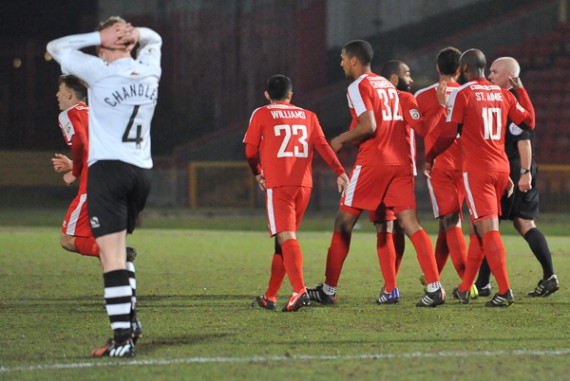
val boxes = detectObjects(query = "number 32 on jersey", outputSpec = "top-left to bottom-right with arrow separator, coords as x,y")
274,124 -> 308,158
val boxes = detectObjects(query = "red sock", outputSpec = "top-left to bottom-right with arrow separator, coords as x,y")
376,232 -> 397,292
281,239 -> 305,294
265,253 -> 286,301
446,227 -> 467,279
459,234 -> 484,292
74,237 -> 100,257
393,229 -> 405,275
483,230 -> 510,294
410,230 -> 439,283
434,230 -> 449,274
324,231 -> 351,287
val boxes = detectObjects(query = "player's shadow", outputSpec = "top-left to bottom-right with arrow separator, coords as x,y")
141,294 -> 254,301
141,332 -> 232,352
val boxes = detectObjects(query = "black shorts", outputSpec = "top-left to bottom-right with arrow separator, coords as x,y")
87,160 -> 151,238
500,166 -> 539,221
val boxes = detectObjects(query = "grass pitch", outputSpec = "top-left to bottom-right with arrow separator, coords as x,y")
0,210 -> 569,380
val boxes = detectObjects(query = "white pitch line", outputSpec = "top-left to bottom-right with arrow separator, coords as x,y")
2,349 -> 570,374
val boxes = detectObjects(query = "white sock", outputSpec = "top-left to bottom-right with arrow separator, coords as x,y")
323,283 -> 336,295
427,282 -> 441,293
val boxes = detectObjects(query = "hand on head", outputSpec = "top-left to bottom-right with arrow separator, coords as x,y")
508,76 -> 523,89
100,23 -> 139,51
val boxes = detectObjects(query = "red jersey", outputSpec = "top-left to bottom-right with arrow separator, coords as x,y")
346,73 -> 409,166
446,78 -> 534,172
58,102 -> 89,193
244,102 -> 344,188
415,82 -> 462,171
398,91 -> 419,175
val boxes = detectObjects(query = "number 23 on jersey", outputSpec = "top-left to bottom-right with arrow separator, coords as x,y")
274,124 -> 308,158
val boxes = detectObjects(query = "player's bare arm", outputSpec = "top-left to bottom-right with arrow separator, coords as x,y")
330,111 -> 376,152
337,173 -> 349,193
63,171 -> 77,186
52,153 -> 73,173
255,173 -> 266,192
517,139 -> 532,193
505,177 -> 515,198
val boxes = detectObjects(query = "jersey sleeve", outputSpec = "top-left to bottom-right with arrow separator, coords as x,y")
67,108 -> 88,177
311,114 -> 345,176
47,32 -> 107,85
347,81 -> 372,117
70,131 -> 87,177
243,108 -> 263,146
506,88 -> 535,130
244,143 -> 262,175
136,28 -> 162,73
446,88 -> 466,124
402,92 -> 444,138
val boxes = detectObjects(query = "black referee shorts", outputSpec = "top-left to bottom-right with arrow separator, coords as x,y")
500,167 -> 539,221
87,160 -> 151,238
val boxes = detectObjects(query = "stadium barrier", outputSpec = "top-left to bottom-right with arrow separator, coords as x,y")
1,152 -> 568,214
187,161 -> 256,208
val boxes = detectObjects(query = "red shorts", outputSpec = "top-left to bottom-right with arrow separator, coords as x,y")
341,164 -> 416,213
265,186 -> 311,236
463,170 -> 509,222
62,192 -> 93,237
426,168 -> 465,218
339,202 -> 397,223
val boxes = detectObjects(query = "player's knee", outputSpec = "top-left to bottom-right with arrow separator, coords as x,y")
334,210 -> 359,233
276,231 -> 296,245
441,212 -> 461,230
513,218 -> 535,235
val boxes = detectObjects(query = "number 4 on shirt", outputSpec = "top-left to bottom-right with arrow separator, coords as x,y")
123,105 -> 143,148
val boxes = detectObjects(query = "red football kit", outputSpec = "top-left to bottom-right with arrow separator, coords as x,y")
446,78 -> 535,221
244,102 -> 344,235
441,77 -> 534,295
245,100 -> 345,300
327,73 -> 440,292
340,73 -> 415,214
58,102 -> 93,239
416,82 -> 464,218
415,82 -> 467,278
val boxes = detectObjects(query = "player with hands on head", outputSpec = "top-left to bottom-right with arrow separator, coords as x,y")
47,16 -> 162,357
244,74 -> 348,312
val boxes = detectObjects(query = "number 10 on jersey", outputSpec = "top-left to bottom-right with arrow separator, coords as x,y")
482,107 -> 502,140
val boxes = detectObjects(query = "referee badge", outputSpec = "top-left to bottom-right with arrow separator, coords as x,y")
508,122 -> 523,136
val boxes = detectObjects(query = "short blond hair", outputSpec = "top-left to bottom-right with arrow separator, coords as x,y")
96,16 -> 127,32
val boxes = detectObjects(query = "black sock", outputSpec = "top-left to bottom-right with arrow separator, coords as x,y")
475,258 -> 491,288
103,269 -> 132,342
524,228 -> 554,279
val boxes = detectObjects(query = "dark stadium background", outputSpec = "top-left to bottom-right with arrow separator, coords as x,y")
0,0 -> 568,213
